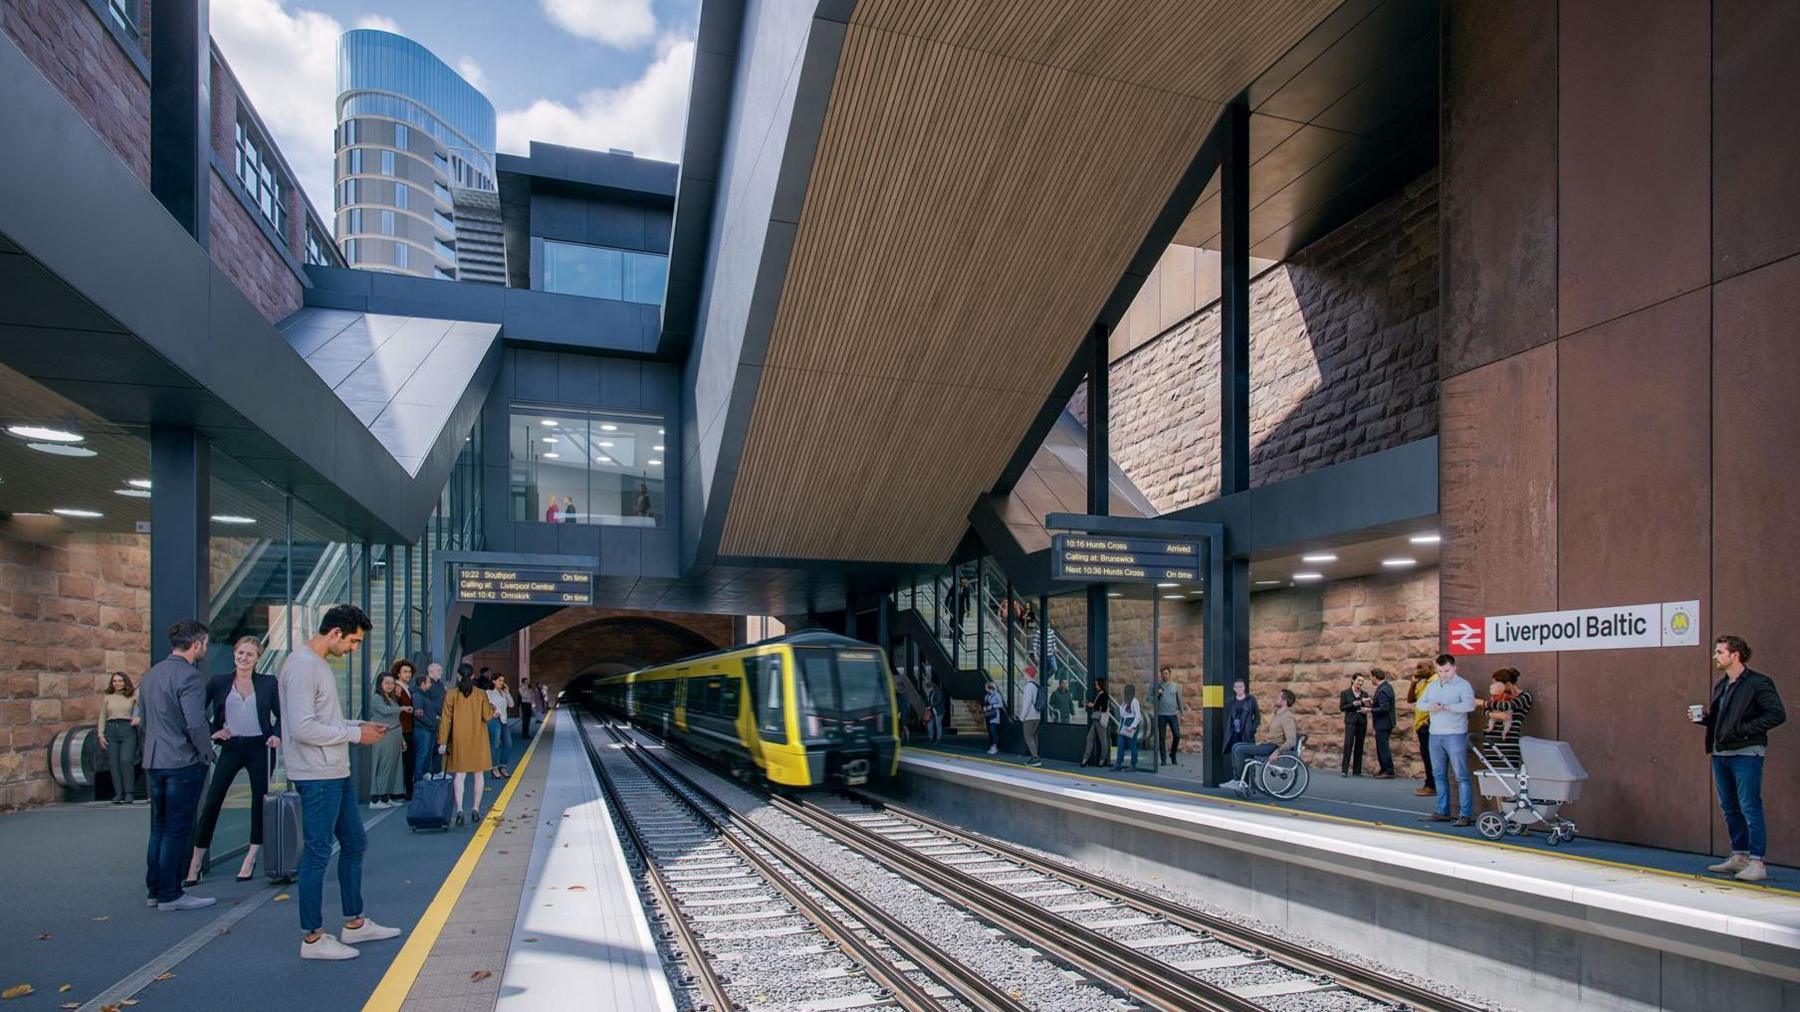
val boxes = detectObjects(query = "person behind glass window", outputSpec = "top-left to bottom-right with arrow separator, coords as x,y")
98,671 -> 141,804
981,681 -> 1004,755
1081,677 -> 1112,767
561,495 -> 576,523
188,636 -> 280,884
1112,684 -> 1143,772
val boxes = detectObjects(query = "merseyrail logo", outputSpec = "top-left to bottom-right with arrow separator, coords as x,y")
1447,600 -> 1701,655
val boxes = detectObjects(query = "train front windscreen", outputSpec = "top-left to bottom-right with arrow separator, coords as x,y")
795,647 -> 893,744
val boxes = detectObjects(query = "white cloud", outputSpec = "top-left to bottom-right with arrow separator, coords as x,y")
497,37 -> 693,161
209,0 -> 344,219
542,0 -> 657,49
455,56 -> 489,92
355,15 -> 403,33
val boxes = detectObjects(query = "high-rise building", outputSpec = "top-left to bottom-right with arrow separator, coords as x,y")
334,28 -> 500,282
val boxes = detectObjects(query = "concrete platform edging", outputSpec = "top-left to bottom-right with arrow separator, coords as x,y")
892,753 -> 1800,1011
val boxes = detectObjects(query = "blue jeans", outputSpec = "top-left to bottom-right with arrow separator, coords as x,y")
144,764 -> 207,902
295,777 -> 365,934
1113,731 -> 1139,770
487,717 -> 503,767
1712,754 -> 1767,859
412,727 -> 438,778
1429,731 -> 1473,818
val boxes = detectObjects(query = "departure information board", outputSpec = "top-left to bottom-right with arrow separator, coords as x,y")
1051,534 -> 1202,583
455,565 -> 593,605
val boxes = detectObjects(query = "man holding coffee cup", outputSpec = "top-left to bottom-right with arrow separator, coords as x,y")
1693,635 -> 1785,881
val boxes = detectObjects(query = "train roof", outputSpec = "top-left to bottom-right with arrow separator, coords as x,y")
587,629 -> 877,682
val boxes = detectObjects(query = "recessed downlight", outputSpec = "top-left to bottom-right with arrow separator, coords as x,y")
127,478 -> 152,489
113,488 -> 152,498
542,452 -> 560,459
1382,557 -> 1417,568
653,444 -> 665,452
52,507 -> 102,518
647,459 -> 662,466
541,436 -> 558,444
1255,580 -> 1281,586
1292,572 -> 1324,582
1301,553 -> 1338,563
8,425 -> 82,442
211,515 -> 256,525
540,419 -> 558,426
1155,581 -> 1179,588
29,443 -> 98,457
1106,591 -> 1122,598
1162,594 -> 1185,600
597,441 -> 614,448
600,423 -> 619,431
1409,533 -> 1441,545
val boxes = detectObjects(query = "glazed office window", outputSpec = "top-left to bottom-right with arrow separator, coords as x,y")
348,149 -> 363,174
507,406 -> 666,527
381,149 -> 396,176
434,182 -> 452,205
107,0 -> 135,32
394,124 -> 409,152
435,239 -> 456,264
380,210 -> 396,236
434,266 -> 455,281
305,227 -> 330,267
541,240 -> 667,306
394,242 -> 409,269
434,209 -> 454,232
394,184 -> 409,211
233,119 -> 287,236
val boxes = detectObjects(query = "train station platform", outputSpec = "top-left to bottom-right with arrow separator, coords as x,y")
893,743 -> 1800,1010
0,729 -> 554,1012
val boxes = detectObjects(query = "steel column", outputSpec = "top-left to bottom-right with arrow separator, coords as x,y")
1084,324 -> 1109,695
149,427 -> 209,665
149,0 -> 210,246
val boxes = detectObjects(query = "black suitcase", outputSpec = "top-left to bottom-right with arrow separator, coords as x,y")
263,745 -> 302,883
407,773 -> 453,832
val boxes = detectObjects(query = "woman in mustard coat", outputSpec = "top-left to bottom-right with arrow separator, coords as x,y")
438,664 -> 496,826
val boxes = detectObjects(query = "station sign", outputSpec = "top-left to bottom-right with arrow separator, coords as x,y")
1447,600 -> 1700,655
455,565 -> 593,605
1051,534 -> 1202,584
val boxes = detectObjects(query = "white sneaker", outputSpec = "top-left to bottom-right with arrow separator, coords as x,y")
1735,859 -> 1769,882
340,917 -> 403,943
1220,779 -> 1244,791
158,893 -> 216,911
1708,854 -> 1749,874
300,933 -> 360,960
987,746 -> 998,755
369,800 -> 390,810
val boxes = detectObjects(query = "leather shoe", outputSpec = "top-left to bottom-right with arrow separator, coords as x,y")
1419,813 -> 1452,822
1452,817 -> 1474,828
1414,786 -> 1436,796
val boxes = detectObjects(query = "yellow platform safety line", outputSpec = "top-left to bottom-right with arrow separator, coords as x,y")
905,746 -> 1800,901
363,730 -> 548,1012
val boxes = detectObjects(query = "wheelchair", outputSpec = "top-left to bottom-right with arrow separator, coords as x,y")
1232,734 -> 1310,801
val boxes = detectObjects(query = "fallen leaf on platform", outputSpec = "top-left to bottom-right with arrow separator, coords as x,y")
567,885 -> 586,891
91,916 -> 109,922
523,937 -> 539,943
35,934 -> 50,941
59,984 -> 73,992
273,894 -> 291,902
122,1001 -> 139,1007
101,1005 -> 121,1012
2,984 -> 35,999
60,1003 -> 79,1010
154,972 -> 175,981
469,970 -> 493,982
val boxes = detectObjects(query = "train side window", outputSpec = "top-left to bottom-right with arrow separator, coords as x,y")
747,655 -> 788,743
705,678 -> 723,716
720,677 -> 741,720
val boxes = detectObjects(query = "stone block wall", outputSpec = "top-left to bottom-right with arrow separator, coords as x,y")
3,0 -> 152,185
1075,171 -> 1439,511
209,169 -> 304,323
1040,567 -> 1438,778
0,525 -> 151,811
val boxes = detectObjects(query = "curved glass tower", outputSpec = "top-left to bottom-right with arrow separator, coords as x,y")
335,30 -> 502,282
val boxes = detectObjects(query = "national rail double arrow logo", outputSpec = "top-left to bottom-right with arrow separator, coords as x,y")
1447,619 -> 1484,655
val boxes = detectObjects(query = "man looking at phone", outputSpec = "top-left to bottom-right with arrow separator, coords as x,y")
1696,635 -> 1785,882
1418,653 -> 1476,827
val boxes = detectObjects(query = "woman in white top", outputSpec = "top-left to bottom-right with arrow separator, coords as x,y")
483,675 -> 512,779
1112,684 -> 1143,772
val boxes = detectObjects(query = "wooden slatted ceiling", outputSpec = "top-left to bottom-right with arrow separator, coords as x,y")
718,0 -> 1340,563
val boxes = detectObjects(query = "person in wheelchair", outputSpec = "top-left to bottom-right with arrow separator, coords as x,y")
1222,688 -> 1300,792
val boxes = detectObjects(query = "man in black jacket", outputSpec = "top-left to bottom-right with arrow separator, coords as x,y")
1696,634 -> 1785,881
1369,668 -> 1397,778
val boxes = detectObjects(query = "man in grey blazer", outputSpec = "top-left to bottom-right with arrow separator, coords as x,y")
139,619 -> 215,910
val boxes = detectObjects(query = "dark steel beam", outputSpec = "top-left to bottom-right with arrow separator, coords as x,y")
1220,100 -> 1251,496
150,0 -> 210,246
149,427 -> 210,665
1083,325 -> 1110,698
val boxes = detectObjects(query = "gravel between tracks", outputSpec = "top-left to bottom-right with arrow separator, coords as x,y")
637,737 -> 1133,1012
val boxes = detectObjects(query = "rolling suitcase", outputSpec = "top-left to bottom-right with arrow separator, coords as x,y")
407,773 -> 453,832
263,744 -> 303,883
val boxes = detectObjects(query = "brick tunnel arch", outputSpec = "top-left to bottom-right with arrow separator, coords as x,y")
533,616 -> 723,701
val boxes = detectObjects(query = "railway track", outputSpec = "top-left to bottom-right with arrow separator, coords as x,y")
604,716 -> 1492,1012
573,712 -> 1029,1012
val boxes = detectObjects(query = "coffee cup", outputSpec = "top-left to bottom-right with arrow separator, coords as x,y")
1687,704 -> 1704,722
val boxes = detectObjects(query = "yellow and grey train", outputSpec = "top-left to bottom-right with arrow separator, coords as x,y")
586,631 -> 901,788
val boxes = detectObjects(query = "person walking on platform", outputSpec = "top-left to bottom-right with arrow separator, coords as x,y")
367,672 -> 408,808
1081,677 -> 1112,767
486,674 -> 513,778
412,663 -> 445,779
1223,679 -> 1259,755
188,636 -> 280,885
1112,684 -> 1143,772
1418,654 -> 1476,828
282,604 -> 402,960
518,676 -> 535,738
1369,668 -> 1397,778
440,664 -> 496,827
1019,667 -> 1043,766
140,619 -> 216,912
1696,635 -> 1786,882
96,672 -> 141,804
1049,678 -> 1073,724
1338,672 -> 1371,776
1222,690 -> 1299,790
926,677 -> 946,744
981,681 -> 1004,754
1407,662 -> 1436,797
1154,668 -> 1182,764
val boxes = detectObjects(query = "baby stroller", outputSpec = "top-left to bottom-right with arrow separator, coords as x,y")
1472,735 -> 1588,846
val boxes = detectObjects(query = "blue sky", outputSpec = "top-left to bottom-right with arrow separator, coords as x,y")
211,0 -> 701,217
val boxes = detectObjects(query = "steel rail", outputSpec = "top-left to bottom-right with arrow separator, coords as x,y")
589,718 -> 1030,1012
848,789 -> 1489,1012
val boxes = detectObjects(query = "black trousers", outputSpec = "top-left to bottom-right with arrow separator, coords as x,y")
193,736 -> 268,848
1373,725 -> 1394,774
1158,715 -> 1181,761
1341,719 -> 1366,774
1417,725 -> 1435,788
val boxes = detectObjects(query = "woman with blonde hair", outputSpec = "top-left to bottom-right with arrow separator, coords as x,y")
438,664 -> 495,827
96,671 -> 140,804
189,636 -> 280,883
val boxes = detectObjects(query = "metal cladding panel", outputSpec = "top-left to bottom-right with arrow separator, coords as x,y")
1555,290 -> 1713,857
1711,0 -> 1800,281
1440,0 -> 1558,379
717,0 -> 1336,563
1557,0 -> 1711,338
1712,256 -> 1800,863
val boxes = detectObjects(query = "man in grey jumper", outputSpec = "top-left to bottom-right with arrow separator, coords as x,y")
139,618 -> 216,910
279,603 -> 402,960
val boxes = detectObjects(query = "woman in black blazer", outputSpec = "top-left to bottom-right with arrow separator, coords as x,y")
187,636 -> 280,884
